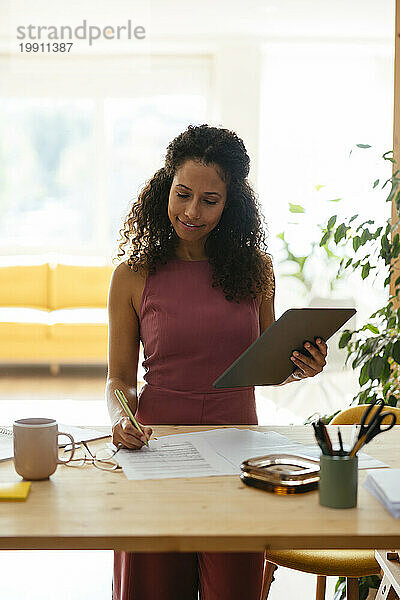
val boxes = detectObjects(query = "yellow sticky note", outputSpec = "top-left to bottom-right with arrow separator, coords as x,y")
0,481 -> 31,501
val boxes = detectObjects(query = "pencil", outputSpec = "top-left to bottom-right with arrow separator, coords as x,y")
337,428 -> 345,456
318,419 -> 334,455
312,421 -> 329,455
114,389 -> 149,447
349,434 -> 367,458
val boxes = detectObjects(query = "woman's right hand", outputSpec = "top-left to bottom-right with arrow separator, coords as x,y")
112,417 -> 153,450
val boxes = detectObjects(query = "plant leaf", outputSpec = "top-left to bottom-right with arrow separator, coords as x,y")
383,150 -> 396,163
362,262 -> 371,279
334,578 -> 346,600
289,203 -> 305,213
392,340 -> 400,364
364,324 -> 379,334
381,360 -> 391,383
327,215 -> 337,230
339,331 -> 353,348
334,223 -> 349,244
320,231 -> 330,246
368,356 -> 384,381
353,236 -> 362,252
359,363 -> 370,386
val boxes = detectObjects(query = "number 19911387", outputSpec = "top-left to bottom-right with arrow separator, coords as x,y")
19,43 -> 73,52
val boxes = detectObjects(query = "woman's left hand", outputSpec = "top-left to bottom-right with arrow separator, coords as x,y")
290,338 -> 328,381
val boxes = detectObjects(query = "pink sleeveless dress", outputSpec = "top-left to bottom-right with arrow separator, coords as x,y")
136,257 -> 260,424
113,258 -> 265,600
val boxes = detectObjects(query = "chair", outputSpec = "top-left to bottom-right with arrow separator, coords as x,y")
261,405 -> 400,600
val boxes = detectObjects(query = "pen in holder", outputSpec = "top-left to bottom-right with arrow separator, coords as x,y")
319,399 -> 397,508
350,424 -> 360,449
319,454 -> 358,509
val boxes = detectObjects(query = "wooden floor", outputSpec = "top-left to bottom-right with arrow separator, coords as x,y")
0,365 -> 107,397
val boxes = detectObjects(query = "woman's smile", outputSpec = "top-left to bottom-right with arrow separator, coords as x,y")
177,217 -> 205,230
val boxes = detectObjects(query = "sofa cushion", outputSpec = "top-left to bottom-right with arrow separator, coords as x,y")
48,308 -> 108,340
49,265 -> 113,309
0,307 -> 49,339
0,265 -> 49,309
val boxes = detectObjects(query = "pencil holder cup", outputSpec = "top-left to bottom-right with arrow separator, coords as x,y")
319,454 -> 358,509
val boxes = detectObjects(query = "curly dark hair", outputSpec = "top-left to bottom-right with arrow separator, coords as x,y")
116,124 -> 274,303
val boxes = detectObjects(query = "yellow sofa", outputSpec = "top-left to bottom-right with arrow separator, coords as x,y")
0,263 -> 114,366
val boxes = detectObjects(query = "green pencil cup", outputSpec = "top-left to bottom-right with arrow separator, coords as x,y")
319,454 -> 358,509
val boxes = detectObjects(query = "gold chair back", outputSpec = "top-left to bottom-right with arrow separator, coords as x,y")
330,404 -> 400,426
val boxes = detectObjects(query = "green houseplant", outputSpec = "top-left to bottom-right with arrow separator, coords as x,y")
277,146 -> 398,600
320,148 -> 400,411
319,147 -> 399,600
276,195 -> 347,298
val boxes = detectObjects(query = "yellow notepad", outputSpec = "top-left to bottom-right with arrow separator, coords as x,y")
0,481 -> 31,501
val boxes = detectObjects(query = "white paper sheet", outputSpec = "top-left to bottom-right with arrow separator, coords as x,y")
363,469 -> 400,518
293,445 -> 388,470
179,429 -> 387,470
116,435 -> 237,480
115,428 -> 387,480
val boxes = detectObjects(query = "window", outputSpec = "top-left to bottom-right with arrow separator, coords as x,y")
258,42 -> 394,318
0,99 -> 95,252
0,56 -> 210,257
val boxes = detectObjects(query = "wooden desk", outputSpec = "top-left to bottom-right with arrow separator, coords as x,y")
0,425 -> 399,552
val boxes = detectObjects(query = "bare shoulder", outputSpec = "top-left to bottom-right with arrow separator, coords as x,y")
110,261 -> 147,317
108,262 -> 144,381
112,261 -> 146,286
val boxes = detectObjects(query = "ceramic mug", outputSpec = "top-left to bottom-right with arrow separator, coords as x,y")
13,418 -> 75,480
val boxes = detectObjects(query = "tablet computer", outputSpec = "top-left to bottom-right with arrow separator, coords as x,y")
212,307 -> 356,388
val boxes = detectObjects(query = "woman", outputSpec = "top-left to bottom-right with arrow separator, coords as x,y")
106,124 -> 327,600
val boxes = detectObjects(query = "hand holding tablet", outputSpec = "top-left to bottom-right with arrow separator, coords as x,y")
213,307 -> 356,388
290,336 -> 328,381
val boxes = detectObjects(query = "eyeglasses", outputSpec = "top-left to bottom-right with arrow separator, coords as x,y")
60,440 -> 123,471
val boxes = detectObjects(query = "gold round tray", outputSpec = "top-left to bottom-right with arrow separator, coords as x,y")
240,453 -> 320,494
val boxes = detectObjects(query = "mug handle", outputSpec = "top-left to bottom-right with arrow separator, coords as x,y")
57,432 -> 75,464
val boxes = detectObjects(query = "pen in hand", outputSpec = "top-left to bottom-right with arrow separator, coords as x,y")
114,389 -> 150,447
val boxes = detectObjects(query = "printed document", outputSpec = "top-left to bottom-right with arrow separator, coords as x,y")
115,435 -> 237,480
115,428 -> 387,480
